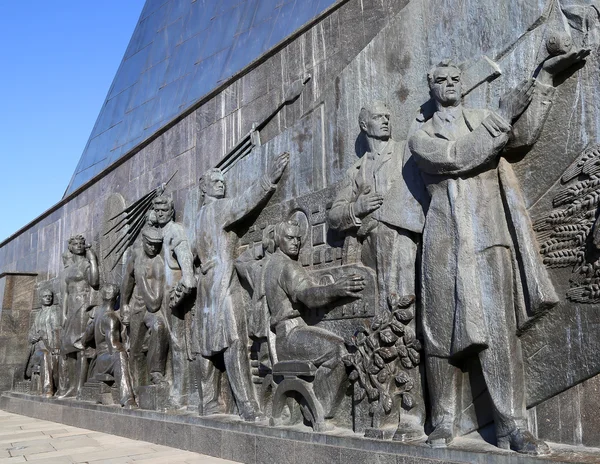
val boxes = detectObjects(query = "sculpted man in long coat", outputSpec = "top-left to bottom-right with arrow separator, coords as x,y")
328,102 -> 428,439
408,50 -> 588,454
194,152 -> 289,421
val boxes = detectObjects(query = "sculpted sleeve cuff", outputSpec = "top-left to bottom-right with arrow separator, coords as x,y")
482,112 -> 512,137
534,80 -> 556,105
260,175 -> 277,192
349,203 -> 362,227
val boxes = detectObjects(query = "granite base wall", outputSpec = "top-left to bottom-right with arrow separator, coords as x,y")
2,392 -> 600,464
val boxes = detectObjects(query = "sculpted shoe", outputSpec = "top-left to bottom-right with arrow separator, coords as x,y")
497,428 -> 550,456
393,416 -> 426,442
426,421 -> 454,448
239,402 -> 267,422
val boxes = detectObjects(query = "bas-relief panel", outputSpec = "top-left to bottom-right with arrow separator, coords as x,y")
9,0 -> 600,460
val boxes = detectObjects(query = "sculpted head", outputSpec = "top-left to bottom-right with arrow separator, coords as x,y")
428,60 -> 462,108
274,220 -> 301,259
358,102 -> 391,140
100,283 -> 119,303
40,289 -> 53,307
141,226 -> 163,258
151,195 -> 175,226
68,235 -> 86,256
199,168 -> 225,200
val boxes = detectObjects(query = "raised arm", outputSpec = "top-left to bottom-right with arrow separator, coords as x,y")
409,113 -> 511,176
223,152 -> 289,228
85,247 -> 100,290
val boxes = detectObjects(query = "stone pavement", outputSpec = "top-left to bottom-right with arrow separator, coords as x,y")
0,410 -> 238,464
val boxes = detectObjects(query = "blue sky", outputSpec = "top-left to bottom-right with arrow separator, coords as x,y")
0,2 -> 145,242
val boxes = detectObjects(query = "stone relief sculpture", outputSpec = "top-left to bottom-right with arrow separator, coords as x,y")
79,284 -> 137,408
263,219 -> 364,431
193,152 -> 289,421
25,289 -> 60,397
536,143 -> 600,303
146,194 -> 196,407
121,226 -> 169,390
328,102 -> 427,440
408,47 -> 589,454
58,235 -> 99,398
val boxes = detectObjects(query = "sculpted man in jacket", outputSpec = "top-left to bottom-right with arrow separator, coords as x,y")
26,290 -> 60,397
264,219 -> 365,424
408,49 -> 589,454
328,102 -> 427,439
194,152 -> 289,421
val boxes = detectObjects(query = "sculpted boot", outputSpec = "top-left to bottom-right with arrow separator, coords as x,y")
497,428 -> 550,456
426,419 -> 455,448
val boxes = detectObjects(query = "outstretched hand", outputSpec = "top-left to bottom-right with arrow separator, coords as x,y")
333,273 -> 365,298
542,47 -> 591,78
498,79 -> 535,123
267,152 -> 290,185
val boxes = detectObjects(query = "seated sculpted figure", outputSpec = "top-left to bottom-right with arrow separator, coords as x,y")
264,220 -> 365,420
79,284 -> 137,408
121,226 -> 169,388
25,289 -> 60,397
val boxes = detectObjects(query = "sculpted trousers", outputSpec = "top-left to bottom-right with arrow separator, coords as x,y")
361,223 -> 425,426
197,339 -> 256,414
28,349 -> 57,395
129,310 -> 169,385
426,246 -> 526,438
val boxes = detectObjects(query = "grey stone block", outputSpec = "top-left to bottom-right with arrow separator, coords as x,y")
255,436 -> 295,464
221,431 -> 256,464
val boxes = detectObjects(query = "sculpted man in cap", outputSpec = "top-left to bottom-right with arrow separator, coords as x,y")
26,290 -> 60,397
121,226 -> 169,388
264,219 -> 365,421
194,152 -> 289,421
147,194 -> 196,405
80,284 -> 137,408
328,102 -> 427,438
408,49 -> 589,454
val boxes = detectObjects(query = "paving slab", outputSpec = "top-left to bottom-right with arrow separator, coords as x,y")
0,410 -> 239,464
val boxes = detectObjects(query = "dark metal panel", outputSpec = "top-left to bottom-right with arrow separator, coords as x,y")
65,0 -> 340,195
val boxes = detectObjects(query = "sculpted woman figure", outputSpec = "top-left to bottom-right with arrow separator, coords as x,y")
57,235 -> 99,398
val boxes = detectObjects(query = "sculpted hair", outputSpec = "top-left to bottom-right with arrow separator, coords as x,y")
199,168 -> 223,194
68,234 -> 86,246
152,194 -> 174,211
358,101 -> 389,131
427,59 -> 461,88
101,283 -> 120,299
274,219 -> 301,249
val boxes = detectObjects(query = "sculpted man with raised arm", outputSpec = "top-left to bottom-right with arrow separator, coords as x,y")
408,49 -> 589,454
194,152 -> 289,421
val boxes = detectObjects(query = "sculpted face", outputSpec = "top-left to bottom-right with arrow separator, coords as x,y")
69,238 -> 86,255
152,202 -> 173,226
102,284 -> 119,301
143,238 -> 161,258
278,225 -> 301,258
205,171 -> 226,199
41,291 -> 53,307
430,66 -> 462,107
362,104 -> 391,140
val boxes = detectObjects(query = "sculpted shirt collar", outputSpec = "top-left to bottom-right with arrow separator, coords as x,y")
435,104 -> 463,123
